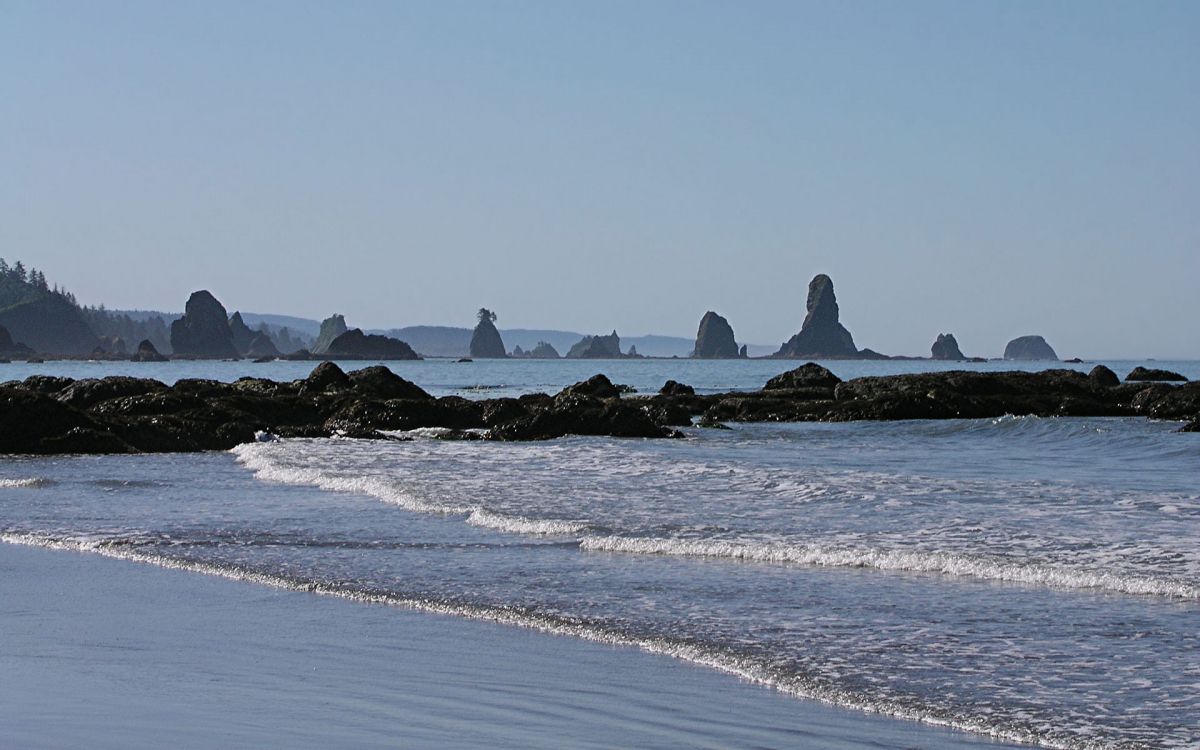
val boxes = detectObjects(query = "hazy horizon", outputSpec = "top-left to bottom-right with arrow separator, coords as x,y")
4,2 -> 1197,358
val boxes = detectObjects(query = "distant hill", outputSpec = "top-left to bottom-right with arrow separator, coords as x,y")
0,261 -> 99,354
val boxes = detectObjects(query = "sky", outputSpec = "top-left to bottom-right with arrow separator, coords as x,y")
2,1 -> 1197,358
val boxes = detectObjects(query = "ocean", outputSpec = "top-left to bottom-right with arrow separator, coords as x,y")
2,358 -> 1197,749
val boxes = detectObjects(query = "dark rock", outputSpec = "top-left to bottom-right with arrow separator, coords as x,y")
323,329 -> 420,360
457,358 -> 473,363
56,377 -> 168,409
302,362 -> 351,393
21,375 -> 75,394
738,344 -> 748,358
1180,418 -> 1200,432
489,394 -> 673,440
660,380 -> 696,396
1063,358 -> 1084,364
567,331 -> 623,358
347,366 -> 432,400
1126,367 -> 1187,382
764,363 -> 842,390
170,291 -> 238,358
131,339 -> 168,362
558,374 -> 621,399
469,309 -> 507,358
311,314 -> 348,355
1088,365 -> 1120,388
1003,335 -> 1058,361
774,275 -> 859,358
930,333 -> 966,360
0,386 -> 118,454
692,312 -> 740,358
228,312 -> 256,355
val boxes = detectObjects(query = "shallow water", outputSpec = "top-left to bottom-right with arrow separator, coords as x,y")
2,359 -> 1198,748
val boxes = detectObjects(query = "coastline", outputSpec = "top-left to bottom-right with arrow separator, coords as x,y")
0,541 -> 1030,749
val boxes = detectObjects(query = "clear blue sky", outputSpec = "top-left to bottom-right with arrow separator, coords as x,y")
3,1 -> 1196,357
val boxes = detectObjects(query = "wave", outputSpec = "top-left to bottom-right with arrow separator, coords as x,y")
0,529 -> 1131,750
0,477 -> 53,488
232,443 -> 588,536
579,536 -> 1200,601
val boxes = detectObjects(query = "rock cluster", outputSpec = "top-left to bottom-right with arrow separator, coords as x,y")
693,312 -> 741,358
568,331 -> 623,358
512,341 -> 561,358
311,314 -> 348,355
774,275 -> 860,358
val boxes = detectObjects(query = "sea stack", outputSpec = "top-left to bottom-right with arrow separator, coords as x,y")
312,314 -> 348,355
930,333 -> 966,360
323,329 -> 420,360
567,331 -> 623,358
169,290 -> 238,358
132,338 -> 168,362
469,308 -> 507,358
692,312 -> 740,359
1003,335 -> 1058,361
228,312 -> 256,355
773,274 -> 858,358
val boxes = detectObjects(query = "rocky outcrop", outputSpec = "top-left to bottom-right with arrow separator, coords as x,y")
132,339 -> 168,362
764,363 -> 842,390
692,312 -> 740,358
322,329 -> 421,360
246,333 -> 280,359
228,312 -> 256,355
1125,367 -> 1187,382
1003,335 -> 1058,361
1088,365 -> 1120,388
4,366 -> 1196,455
169,291 -> 238,358
469,309 -> 507,358
512,341 -> 560,358
930,333 -> 966,360
567,331 -> 623,358
660,380 -> 695,396
311,314 -> 348,355
773,275 -> 859,358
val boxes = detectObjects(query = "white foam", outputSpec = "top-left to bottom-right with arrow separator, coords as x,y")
0,530 -> 1097,750
466,509 -> 588,535
579,536 -> 1200,600
0,478 -> 50,488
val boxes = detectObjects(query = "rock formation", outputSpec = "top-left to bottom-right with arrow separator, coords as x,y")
1088,365 -> 1120,388
512,341 -> 560,358
469,308 -> 507,358
1003,335 -> 1058,361
169,291 -> 238,358
228,312 -> 256,355
692,312 -> 740,358
773,275 -> 859,358
738,345 -> 748,358
930,333 -> 966,360
1126,367 -> 1187,382
764,363 -> 842,390
322,329 -> 420,360
246,332 -> 280,359
567,331 -> 623,358
312,314 -> 348,355
132,339 -> 168,362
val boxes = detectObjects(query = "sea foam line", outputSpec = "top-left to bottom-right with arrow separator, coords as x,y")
0,530 -> 1127,750
579,536 -> 1200,601
0,478 -> 52,488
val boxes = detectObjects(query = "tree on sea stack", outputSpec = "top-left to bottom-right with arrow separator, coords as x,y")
470,307 -> 507,358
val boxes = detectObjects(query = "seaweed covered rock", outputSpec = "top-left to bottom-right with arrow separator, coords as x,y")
347,366 -> 432,400
764,363 -> 841,390
1088,365 -> 1120,388
660,380 -> 695,396
1126,367 -> 1187,382
558,374 -> 622,399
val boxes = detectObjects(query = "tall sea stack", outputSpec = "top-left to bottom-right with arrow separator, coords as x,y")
312,314 -> 348,355
692,311 -> 740,358
469,308 -> 507,358
169,290 -> 238,358
930,333 -> 966,360
773,274 -> 859,358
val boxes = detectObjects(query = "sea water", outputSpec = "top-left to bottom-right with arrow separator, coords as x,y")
1,358 -> 1197,749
